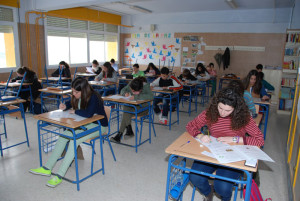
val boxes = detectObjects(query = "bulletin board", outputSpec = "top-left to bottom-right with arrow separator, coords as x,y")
123,33 -> 181,67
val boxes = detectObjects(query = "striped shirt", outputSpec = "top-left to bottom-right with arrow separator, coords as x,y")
186,110 -> 264,146
243,91 -> 256,115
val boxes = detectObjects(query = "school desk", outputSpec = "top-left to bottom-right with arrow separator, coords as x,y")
88,81 -> 117,96
39,88 -> 72,113
165,132 -> 256,201
76,72 -> 97,77
33,111 -> 105,191
0,82 -> 34,113
152,89 -> 180,130
40,77 -> 71,88
180,83 -> 198,116
118,77 -> 133,93
0,98 -> 29,156
218,76 -> 240,90
102,96 -> 155,153
253,98 -> 271,140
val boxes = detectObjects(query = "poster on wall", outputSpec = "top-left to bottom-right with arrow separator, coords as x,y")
124,33 -> 181,67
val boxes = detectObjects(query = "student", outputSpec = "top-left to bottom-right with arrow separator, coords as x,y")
257,72 -> 275,91
29,77 -> 108,188
51,61 -> 71,78
256,64 -> 263,72
144,62 -> 161,76
178,69 -> 197,83
110,58 -> 118,72
11,66 -> 42,111
88,60 -> 101,75
110,77 -> 154,143
132,63 -> 145,78
243,70 -> 270,100
150,67 -> 183,124
194,63 -> 210,81
206,62 -> 217,96
95,62 -> 117,83
186,88 -> 264,201
228,80 -> 257,118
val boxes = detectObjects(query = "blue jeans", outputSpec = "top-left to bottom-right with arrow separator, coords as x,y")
189,161 -> 241,201
153,94 -> 176,118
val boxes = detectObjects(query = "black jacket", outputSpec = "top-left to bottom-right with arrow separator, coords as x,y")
222,47 -> 230,70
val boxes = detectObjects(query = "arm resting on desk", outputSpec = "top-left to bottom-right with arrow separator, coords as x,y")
186,111 -> 207,137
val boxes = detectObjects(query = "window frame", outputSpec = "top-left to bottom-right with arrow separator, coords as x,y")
0,6 -> 21,72
44,17 -> 119,69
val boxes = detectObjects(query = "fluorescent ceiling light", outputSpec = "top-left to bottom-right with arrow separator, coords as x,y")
225,0 -> 238,9
129,5 -> 152,13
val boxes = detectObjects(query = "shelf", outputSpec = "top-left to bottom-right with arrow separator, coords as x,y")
284,55 -> 299,58
286,42 -> 300,47
277,110 -> 291,115
281,85 -> 295,88
282,69 -> 298,74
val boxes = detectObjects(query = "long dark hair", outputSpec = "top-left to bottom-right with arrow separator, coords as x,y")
206,88 -> 250,130
59,61 -> 70,69
17,66 -> 35,79
195,63 -> 209,76
145,63 -> 159,73
102,62 -> 115,78
129,76 -> 147,91
227,80 -> 244,96
71,77 -> 103,110
243,70 -> 261,95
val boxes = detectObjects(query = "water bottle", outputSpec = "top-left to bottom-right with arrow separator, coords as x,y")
170,171 -> 189,200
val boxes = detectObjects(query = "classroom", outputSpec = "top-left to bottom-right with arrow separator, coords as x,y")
0,0 -> 300,200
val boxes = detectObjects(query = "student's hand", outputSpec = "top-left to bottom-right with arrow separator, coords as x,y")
69,109 -> 75,114
162,87 -> 168,89
59,103 -> 66,110
95,77 -> 99,81
124,93 -> 130,97
129,96 -> 134,101
150,86 -> 154,90
217,137 -> 234,144
262,95 -> 269,101
197,134 -> 211,143
92,69 -> 96,73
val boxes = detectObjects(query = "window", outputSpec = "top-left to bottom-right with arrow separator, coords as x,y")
0,7 -> 20,69
45,16 -> 119,67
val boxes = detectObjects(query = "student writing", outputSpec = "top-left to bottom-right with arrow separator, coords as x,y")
144,62 -> 161,76
95,62 -> 117,83
194,63 -> 210,81
51,61 -> 71,78
132,63 -> 145,78
29,77 -> 108,188
243,70 -> 270,100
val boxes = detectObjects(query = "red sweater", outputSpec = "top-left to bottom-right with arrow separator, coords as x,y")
186,111 -> 264,147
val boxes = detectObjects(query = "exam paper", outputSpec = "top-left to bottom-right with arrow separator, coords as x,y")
109,95 -> 134,101
153,87 -> 163,90
233,145 -> 274,162
86,67 -> 94,74
49,110 -> 86,122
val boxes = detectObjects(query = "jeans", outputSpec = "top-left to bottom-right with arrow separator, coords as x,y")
153,94 -> 176,118
189,161 -> 242,201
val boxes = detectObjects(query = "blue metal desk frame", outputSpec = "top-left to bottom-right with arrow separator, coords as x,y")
90,83 -> 117,97
180,84 -> 198,116
103,99 -> 155,153
165,155 -> 253,201
152,90 -> 180,130
0,100 -> 29,156
39,89 -> 71,113
254,102 -> 270,140
36,118 -> 104,191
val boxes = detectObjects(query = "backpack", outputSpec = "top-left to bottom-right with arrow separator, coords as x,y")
243,179 -> 272,201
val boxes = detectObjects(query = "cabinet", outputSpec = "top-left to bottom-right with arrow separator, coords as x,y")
278,30 -> 300,114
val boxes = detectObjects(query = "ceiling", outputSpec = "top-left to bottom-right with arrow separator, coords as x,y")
85,0 -> 295,16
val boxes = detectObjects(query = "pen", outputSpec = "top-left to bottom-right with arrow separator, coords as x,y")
179,140 -> 190,148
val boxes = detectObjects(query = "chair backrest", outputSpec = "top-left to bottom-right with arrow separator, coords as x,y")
104,106 -> 112,134
2,70 -> 13,95
1,71 -> 27,101
73,67 -> 78,80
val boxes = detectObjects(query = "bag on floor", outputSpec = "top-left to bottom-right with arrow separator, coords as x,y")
243,179 -> 272,201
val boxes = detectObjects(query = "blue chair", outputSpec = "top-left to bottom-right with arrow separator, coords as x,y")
1,70 -> 27,101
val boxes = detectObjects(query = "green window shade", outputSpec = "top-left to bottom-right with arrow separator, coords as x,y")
90,22 -> 104,31
0,7 -> 14,22
47,29 -> 68,37
70,19 -> 87,30
47,16 -> 68,28
105,24 -> 118,33
0,25 -> 13,33
105,35 -> 117,42
70,32 -> 87,38
90,33 -> 104,41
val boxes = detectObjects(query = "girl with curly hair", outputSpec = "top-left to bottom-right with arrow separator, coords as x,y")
243,69 -> 269,100
186,88 -> 264,201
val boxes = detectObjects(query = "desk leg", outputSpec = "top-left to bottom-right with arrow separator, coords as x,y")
37,120 -> 43,166
244,172 -> 253,201
20,103 -> 30,147
263,105 -> 269,140
177,94 -> 179,125
165,156 -> 173,201
134,111 -> 138,153
148,104 -> 151,144
72,130 -> 80,191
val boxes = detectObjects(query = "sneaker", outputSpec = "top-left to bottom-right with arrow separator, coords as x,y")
29,167 -> 51,176
155,111 -> 162,119
159,118 -> 168,125
47,176 -> 62,188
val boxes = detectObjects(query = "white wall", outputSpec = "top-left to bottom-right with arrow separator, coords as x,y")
291,0 -> 300,29
121,8 -> 292,33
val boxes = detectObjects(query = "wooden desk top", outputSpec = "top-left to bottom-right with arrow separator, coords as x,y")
0,98 -> 26,107
152,89 -> 181,94
34,110 -> 104,129
40,77 -> 70,81
39,88 -> 72,95
254,114 -> 263,126
0,82 -> 32,87
76,73 -> 96,77
253,98 -> 271,105
165,132 -> 257,172
88,81 -> 117,86
102,95 -> 152,105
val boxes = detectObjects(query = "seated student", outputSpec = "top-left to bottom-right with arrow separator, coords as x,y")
206,62 -> 217,96
11,66 -> 42,111
257,72 -> 275,91
110,77 -> 154,143
150,67 -> 183,124
95,62 -> 117,83
256,64 -> 263,72
51,61 -> 71,78
88,60 -> 101,75
228,80 -> 257,118
186,88 -> 264,201
194,63 -> 210,81
29,77 -> 108,188
110,58 -> 118,72
243,70 -> 270,100
144,63 -> 161,76
178,69 -> 197,83
132,63 -> 145,78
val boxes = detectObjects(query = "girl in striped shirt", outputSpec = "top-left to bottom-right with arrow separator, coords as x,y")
186,88 -> 264,201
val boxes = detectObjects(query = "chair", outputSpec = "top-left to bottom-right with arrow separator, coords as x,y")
1,70 -> 27,101
180,85 -> 198,116
84,106 -> 116,174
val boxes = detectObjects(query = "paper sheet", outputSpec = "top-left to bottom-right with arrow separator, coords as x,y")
86,67 -> 94,74
233,145 -> 274,162
153,87 -> 163,90
109,95 -> 135,101
49,110 -> 86,122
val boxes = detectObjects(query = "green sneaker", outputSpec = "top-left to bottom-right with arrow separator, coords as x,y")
47,176 -> 62,188
29,167 -> 51,176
